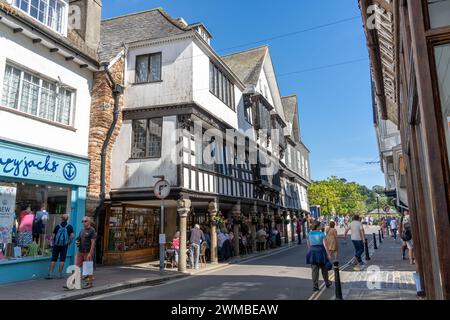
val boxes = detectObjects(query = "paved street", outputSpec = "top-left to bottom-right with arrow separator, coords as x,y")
85,227 -> 360,300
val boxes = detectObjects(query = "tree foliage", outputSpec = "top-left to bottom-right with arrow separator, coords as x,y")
307,177 -> 395,215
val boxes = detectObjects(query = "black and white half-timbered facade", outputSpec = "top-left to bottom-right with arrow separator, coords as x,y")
97,8 -> 311,266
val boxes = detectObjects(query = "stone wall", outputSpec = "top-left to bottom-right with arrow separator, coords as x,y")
86,57 -> 124,215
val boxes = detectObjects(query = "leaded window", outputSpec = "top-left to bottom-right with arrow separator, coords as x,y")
1,64 -> 74,125
131,118 -> 163,158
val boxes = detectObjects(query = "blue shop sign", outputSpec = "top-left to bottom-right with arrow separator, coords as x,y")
0,140 -> 88,187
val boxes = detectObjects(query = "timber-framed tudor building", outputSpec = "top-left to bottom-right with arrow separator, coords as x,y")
87,8 -> 311,267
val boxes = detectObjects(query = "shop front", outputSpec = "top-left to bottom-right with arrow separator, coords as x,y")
0,139 -> 89,284
103,205 -> 161,265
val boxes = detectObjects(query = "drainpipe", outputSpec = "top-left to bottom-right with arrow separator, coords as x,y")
95,62 -> 124,261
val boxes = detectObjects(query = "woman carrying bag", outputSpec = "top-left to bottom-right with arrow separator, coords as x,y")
306,221 -> 332,292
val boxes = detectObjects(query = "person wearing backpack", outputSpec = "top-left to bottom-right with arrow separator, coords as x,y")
399,211 -> 414,265
46,214 -> 74,279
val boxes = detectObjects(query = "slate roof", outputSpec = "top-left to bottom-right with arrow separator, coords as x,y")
99,8 -> 189,62
281,95 -> 301,143
221,46 -> 268,86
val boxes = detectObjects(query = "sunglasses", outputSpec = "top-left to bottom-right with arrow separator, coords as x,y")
82,220 -> 89,223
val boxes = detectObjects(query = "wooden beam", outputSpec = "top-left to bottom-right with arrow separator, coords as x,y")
32,38 -> 42,44
50,48 -> 59,53
13,28 -> 23,33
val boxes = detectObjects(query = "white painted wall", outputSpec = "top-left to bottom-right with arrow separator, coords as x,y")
125,39 -> 194,109
0,24 -> 93,157
192,42 -> 239,129
111,116 -> 179,189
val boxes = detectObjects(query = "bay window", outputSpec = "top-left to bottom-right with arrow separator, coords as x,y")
209,61 -> 235,110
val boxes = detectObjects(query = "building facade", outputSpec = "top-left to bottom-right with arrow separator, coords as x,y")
0,0 -> 100,283
88,8 -> 311,267
359,0 -> 450,299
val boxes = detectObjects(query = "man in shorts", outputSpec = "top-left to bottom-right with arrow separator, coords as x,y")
46,214 -> 74,279
75,216 -> 97,288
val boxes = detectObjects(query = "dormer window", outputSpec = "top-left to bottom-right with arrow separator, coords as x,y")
13,0 -> 67,34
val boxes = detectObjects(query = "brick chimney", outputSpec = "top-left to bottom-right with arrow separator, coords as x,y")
69,0 -> 102,53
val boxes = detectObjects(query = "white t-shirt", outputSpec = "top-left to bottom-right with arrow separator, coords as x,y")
390,220 -> 398,229
349,221 -> 363,241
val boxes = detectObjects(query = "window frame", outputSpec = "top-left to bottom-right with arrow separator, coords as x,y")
130,117 -> 163,159
424,0 -> 450,31
1,62 -> 75,127
209,61 -> 235,110
13,0 -> 68,35
134,52 -> 162,84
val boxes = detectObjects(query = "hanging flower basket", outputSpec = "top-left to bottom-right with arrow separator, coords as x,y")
211,215 -> 224,226
251,216 -> 260,225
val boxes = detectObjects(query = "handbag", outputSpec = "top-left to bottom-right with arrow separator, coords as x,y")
325,260 -> 333,271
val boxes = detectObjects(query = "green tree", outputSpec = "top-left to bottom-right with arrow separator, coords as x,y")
308,176 -> 367,215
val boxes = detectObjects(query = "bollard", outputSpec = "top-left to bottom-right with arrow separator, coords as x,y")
378,230 -> 382,243
334,261 -> 343,300
373,233 -> 378,250
364,238 -> 371,260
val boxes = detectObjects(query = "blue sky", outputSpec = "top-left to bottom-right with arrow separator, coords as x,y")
103,0 -> 385,188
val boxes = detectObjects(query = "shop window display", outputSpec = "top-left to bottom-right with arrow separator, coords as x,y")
0,181 -> 69,262
107,207 -> 159,252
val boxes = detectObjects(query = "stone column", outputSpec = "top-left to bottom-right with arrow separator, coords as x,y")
177,198 -> 191,273
208,200 -> 218,264
232,202 -> 241,258
291,212 -> 296,242
250,202 -> 258,253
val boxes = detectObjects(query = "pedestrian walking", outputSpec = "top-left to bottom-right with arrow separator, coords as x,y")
344,214 -> 366,271
386,216 -> 392,236
189,224 -> 205,269
326,221 -> 338,261
171,231 -> 180,267
75,216 -> 96,289
45,214 -> 74,279
296,217 -> 303,244
306,221 -> 332,292
399,211 -> 414,264
390,218 -> 398,240
381,218 -> 387,237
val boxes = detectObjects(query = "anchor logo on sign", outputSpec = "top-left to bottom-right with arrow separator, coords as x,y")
63,162 -> 77,181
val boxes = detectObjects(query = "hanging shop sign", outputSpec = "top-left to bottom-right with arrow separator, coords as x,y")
0,185 -> 16,244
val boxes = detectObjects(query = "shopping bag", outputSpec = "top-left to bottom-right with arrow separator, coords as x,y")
82,261 -> 94,276
13,246 -> 22,258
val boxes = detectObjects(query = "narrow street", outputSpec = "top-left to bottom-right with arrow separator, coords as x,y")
85,227 -> 359,300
